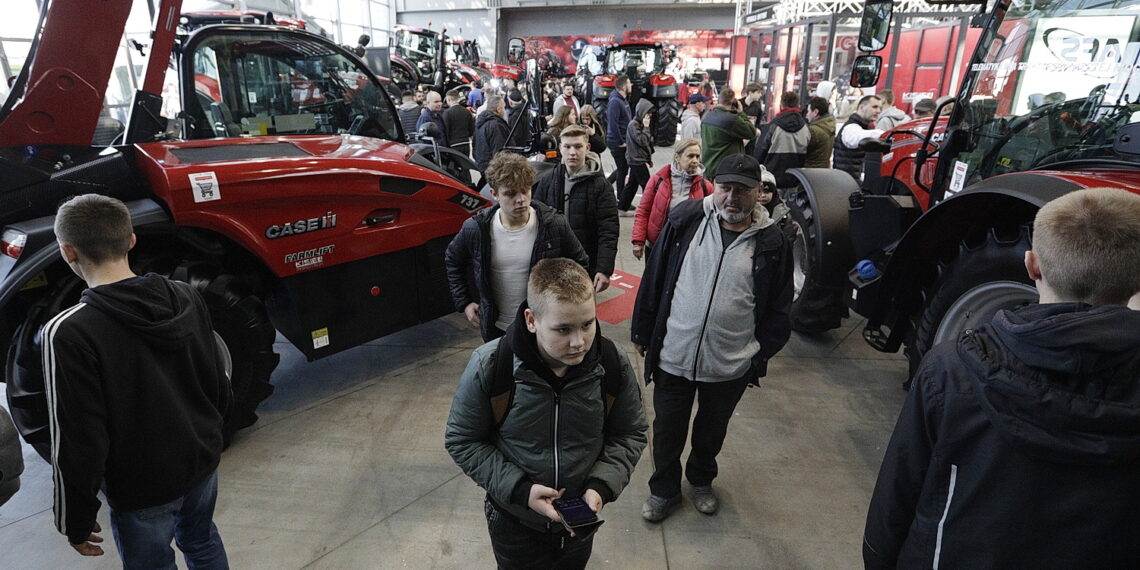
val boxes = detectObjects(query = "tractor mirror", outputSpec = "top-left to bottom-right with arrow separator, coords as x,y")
858,0 -> 893,52
420,121 -> 442,140
507,38 -> 525,64
358,34 -> 371,48
850,55 -> 882,88
1113,123 -> 1140,155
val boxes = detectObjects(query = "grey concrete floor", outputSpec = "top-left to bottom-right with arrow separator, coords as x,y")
0,146 -> 909,569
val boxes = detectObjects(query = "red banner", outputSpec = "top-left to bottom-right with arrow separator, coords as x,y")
517,30 -> 732,77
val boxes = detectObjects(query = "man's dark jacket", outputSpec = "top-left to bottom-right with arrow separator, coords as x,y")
864,303 -> 1140,569
630,199 -> 793,384
833,113 -> 873,180
473,111 -> 510,171
416,107 -> 448,146
754,107 -> 810,188
444,201 -> 589,341
443,104 -> 475,146
43,274 -> 231,544
606,94 -> 633,149
533,159 -> 619,277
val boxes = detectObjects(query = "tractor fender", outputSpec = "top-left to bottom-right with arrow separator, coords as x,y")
872,171 -> 1082,323
409,143 -> 480,174
0,199 -> 170,309
786,167 -> 860,287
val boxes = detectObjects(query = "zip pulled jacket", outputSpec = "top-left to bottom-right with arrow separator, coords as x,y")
632,164 -> 713,246
474,111 -> 510,171
43,274 -> 231,545
532,155 -> 619,276
864,303 -> 1140,569
445,306 -> 648,532
700,106 -> 757,178
606,94 -> 633,149
444,201 -> 589,341
631,196 -> 793,384
756,107 -> 810,188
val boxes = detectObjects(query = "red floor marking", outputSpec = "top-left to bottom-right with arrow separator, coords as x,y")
597,270 -> 641,324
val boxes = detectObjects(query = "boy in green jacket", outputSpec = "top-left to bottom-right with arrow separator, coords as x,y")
445,258 -> 648,569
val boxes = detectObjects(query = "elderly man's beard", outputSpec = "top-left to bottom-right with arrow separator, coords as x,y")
718,206 -> 752,224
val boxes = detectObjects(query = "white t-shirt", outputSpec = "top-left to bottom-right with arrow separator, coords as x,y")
491,207 -> 538,330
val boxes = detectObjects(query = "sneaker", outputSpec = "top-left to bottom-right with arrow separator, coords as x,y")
618,210 -> 635,217
641,494 -> 681,522
690,485 -> 719,515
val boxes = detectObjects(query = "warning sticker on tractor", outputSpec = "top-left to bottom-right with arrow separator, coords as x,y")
312,328 -> 330,349
189,172 -> 222,203
948,161 -> 969,195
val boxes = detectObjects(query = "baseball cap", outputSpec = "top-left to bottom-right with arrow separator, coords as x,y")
687,93 -> 708,105
508,89 -> 524,103
713,154 -> 763,186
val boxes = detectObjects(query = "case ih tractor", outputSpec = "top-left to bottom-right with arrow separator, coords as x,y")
390,24 -> 490,97
590,42 -> 681,145
0,0 -> 490,457
787,0 -> 1140,381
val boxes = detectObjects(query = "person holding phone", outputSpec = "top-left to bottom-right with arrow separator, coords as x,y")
446,258 -> 648,569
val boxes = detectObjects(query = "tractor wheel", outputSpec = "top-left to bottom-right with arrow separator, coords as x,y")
172,264 -> 279,440
787,188 -> 848,333
904,225 -> 1037,383
593,98 -> 609,132
654,99 -> 679,146
5,274 -> 85,461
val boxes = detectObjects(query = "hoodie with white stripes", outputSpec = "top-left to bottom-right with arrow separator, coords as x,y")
43,273 -> 231,545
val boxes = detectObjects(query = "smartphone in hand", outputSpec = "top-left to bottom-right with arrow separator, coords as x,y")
553,496 -> 599,529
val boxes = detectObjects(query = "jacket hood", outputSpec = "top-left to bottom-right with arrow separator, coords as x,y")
772,108 -> 807,132
476,110 -> 507,128
81,273 -> 203,350
681,107 -> 701,121
634,99 -> 654,122
810,113 -> 836,134
566,152 -> 603,181
398,102 -> 420,111
962,303 -> 1140,465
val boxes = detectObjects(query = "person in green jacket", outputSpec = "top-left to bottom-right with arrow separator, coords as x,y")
700,87 -> 759,177
445,258 -> 648,569
804,96 -> 836,169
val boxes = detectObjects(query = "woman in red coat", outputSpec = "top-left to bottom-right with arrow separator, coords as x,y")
631,138 -> 713,259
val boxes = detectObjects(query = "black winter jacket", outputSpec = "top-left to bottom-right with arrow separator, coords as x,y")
606,94 -> 633,149
833,113 -> 873,180
444,201 -> 590,341
625,99 -> 655,166
532,157 -> 619,276
755,108 -> 810,188
43,274 -> 231,545
864,303 -> 1140,569
443,104 -> 475,145
630,199 -> 793,384
474,111 -> 510,171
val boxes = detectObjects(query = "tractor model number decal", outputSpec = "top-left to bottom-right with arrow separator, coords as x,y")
284,244 -> 335,271
266,212 -> 337,239
448,191 -> 485,213
189,172 -> 221,203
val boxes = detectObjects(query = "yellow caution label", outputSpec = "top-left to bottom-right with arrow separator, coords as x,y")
311,327 -> 330,349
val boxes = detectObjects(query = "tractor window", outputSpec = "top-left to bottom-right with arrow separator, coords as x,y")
606,47 -> 659,77
183,30 -> 398,141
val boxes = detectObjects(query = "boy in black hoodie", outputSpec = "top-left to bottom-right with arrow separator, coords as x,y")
864,187 -> 1140,569
44,194 -> 231,567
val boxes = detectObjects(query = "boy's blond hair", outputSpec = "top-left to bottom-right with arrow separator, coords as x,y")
527,258 -> 593,317
54,194 -> 132,264
486,152 -> 536,195
1033,187 -> 1140,305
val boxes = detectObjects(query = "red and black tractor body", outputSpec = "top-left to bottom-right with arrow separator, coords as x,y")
589,42 -> 680,145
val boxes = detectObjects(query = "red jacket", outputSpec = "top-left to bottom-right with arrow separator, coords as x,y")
632,165 -> 713,246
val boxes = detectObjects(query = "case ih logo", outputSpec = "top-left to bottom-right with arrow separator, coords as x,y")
265,212 -> 337,239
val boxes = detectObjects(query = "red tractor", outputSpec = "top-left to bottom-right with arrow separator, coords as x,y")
589,42 -> 681,145
787,0 -> 1140,381
388,25 -> 491,97
0,0 -> 489,457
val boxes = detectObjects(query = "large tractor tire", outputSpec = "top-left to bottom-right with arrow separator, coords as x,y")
594,97 -> 609,133
904,225 -> 1037,382
786,179 -> 852,333
5,264 -> 278,460
654,98 -> 680,146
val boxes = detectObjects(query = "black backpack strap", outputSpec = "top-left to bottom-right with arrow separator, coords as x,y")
490,336 -> 516,426
598,337 -> 623,416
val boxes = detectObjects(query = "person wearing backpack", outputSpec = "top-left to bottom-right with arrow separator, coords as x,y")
445,258 -> 648,569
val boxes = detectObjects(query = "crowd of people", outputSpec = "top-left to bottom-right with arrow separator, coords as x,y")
3,67 -> 1140,570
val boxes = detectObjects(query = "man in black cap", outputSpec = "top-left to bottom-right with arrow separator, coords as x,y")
631,153 -> 793,523
680,93 -> 708,141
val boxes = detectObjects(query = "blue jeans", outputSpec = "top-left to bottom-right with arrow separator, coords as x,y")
110,470 -> 228,570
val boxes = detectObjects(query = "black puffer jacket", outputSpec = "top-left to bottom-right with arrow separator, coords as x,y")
864,303 -> 1140,569
474,111 -> 510,171
444,201 -> 589,341
833,113 -> 873,180
755,108 -> 810,188
532,155 -> 618,276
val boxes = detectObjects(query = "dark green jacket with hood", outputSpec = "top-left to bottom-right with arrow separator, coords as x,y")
864,303 -> 1140,569
445,305 -> 648,532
